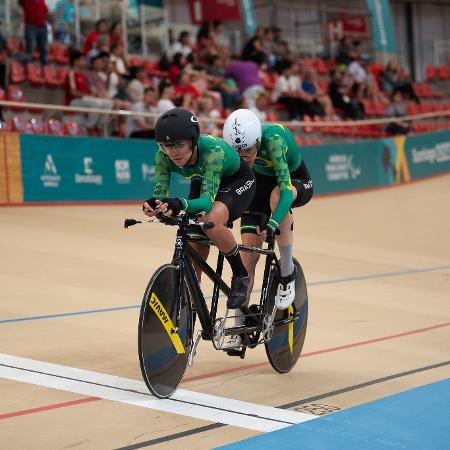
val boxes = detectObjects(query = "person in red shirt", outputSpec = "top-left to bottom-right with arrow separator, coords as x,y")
109,22 -> 124,47
65,50 -> 113,132
65,50 -> 90,105
19,0 -> 49,66
83,19 -> 108,55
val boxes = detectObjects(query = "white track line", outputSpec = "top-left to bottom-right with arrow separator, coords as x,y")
0,353 -> 314,432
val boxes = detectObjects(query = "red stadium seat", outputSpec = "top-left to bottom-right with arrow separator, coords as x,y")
438,66 -> 449,80
51,44 -> 69,65
10,61 -> 26,84
43,65 -> 66,88
302,115 -> 313,133
407,101 -> 420,116
27,63 -> 46,86
373,101 -> 385,117
316,78 -> 328,92
0,120 -> 12,132
6,37 -> 25,54
0,87 -> 4,101
64,120 -> 82,136
142,59 -> 167,77
362,99 -> 376,116
29,117 -> 46,134
47,118 -> 64,136
419,102 -> 432,114
315,58 -> 328,74
426,65 -> 437,80
420,83 -> 433,99
129,56 -> 143,67
6,86 -> 26,111
11,115 -> 31,133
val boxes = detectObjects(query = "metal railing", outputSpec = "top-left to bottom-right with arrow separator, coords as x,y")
0,99 -> 449,136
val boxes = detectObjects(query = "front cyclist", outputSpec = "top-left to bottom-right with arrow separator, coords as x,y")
223,109 -> 313,312
143,107 -> 256,309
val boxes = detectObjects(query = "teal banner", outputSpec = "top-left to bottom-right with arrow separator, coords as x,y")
19,135 -> 190,202
302,140 -> 387,194
365,0 -> 397,54
404,130 -> 450,179
241,0 -> 257,36
19,131 -> 450,203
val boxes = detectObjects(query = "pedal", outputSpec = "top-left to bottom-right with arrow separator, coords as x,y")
226,346 -> 246,359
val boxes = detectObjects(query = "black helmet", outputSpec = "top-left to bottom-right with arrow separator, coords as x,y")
155,108 -> 200,146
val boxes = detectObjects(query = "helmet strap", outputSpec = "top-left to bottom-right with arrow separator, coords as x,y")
184,140 -> 197,167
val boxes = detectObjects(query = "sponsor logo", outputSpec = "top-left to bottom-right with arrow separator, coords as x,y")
411,142 -> 450,164
115,159 -> 131,184
141,163 -> 155,182
303,179 -> 313,190
190,115 -> 199,123
175,236 -> 183,249
235,178 -> 255,195
150,294 -> 169,324
75,157 -> 103,185
149,292 -> 185,354
325,154 -> 361,181
40,154 -> 61,188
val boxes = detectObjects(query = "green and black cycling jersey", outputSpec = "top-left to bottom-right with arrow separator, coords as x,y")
153,134 -> 241,214
253,123 -> 303,227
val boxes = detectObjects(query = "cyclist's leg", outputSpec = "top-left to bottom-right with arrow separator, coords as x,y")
271,161 -> 313,308
241,216 -> 266,295
203,161 -> 256,309
269,187 -> 296,278
271,160 -> 313,275
186,177 -> 210,281
241,171 -> 276,294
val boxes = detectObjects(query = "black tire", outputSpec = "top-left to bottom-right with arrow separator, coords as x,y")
264,258 -> 308,373
138,264 -> 193,398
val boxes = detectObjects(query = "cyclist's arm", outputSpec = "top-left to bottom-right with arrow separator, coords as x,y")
152,150 -> 171,198
179,147 -> 224,214
266,134 -> 294,228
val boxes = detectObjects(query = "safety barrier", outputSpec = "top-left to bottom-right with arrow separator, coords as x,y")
1,129 -> 448,205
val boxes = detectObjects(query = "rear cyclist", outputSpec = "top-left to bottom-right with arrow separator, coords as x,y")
143,107 -> 256,309
223,108 -> 313,312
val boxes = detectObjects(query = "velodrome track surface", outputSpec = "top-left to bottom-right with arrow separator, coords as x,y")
1,175 -> 449,449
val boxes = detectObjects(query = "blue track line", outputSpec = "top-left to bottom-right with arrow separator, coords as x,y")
1,264 -> 448,325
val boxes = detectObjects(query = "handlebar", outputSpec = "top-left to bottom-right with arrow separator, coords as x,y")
124,214 -> 214,230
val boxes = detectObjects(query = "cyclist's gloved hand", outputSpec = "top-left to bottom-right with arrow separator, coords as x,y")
265,218 -> 279,240
161,197 -> 183,217
143,197 -> 158,212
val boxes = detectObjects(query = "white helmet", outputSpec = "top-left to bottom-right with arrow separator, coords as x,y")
223,109 -> 262,152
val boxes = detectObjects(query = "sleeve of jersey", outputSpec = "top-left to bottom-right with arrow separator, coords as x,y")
267,134 -> 294,227
152,150 -> 171,199
184,147 -> 224,214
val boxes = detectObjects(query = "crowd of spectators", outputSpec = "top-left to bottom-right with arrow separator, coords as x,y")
1,4 -> 447,139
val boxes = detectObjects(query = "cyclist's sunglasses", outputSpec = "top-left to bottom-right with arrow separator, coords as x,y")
158,140 -> 190,154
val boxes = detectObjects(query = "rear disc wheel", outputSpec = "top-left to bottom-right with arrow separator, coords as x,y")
264,258 -> 308,373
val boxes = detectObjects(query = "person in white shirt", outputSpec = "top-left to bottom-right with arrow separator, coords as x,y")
346,54 -> 369,100
272,60 -> 323,119
169,30 -> 193,60
250,90 -> 269,121
156,80 -> 176,114
110,43 -> 128,76
125,87 -> 158,139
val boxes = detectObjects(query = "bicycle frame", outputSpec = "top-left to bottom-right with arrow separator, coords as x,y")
170,224 -> 284,341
